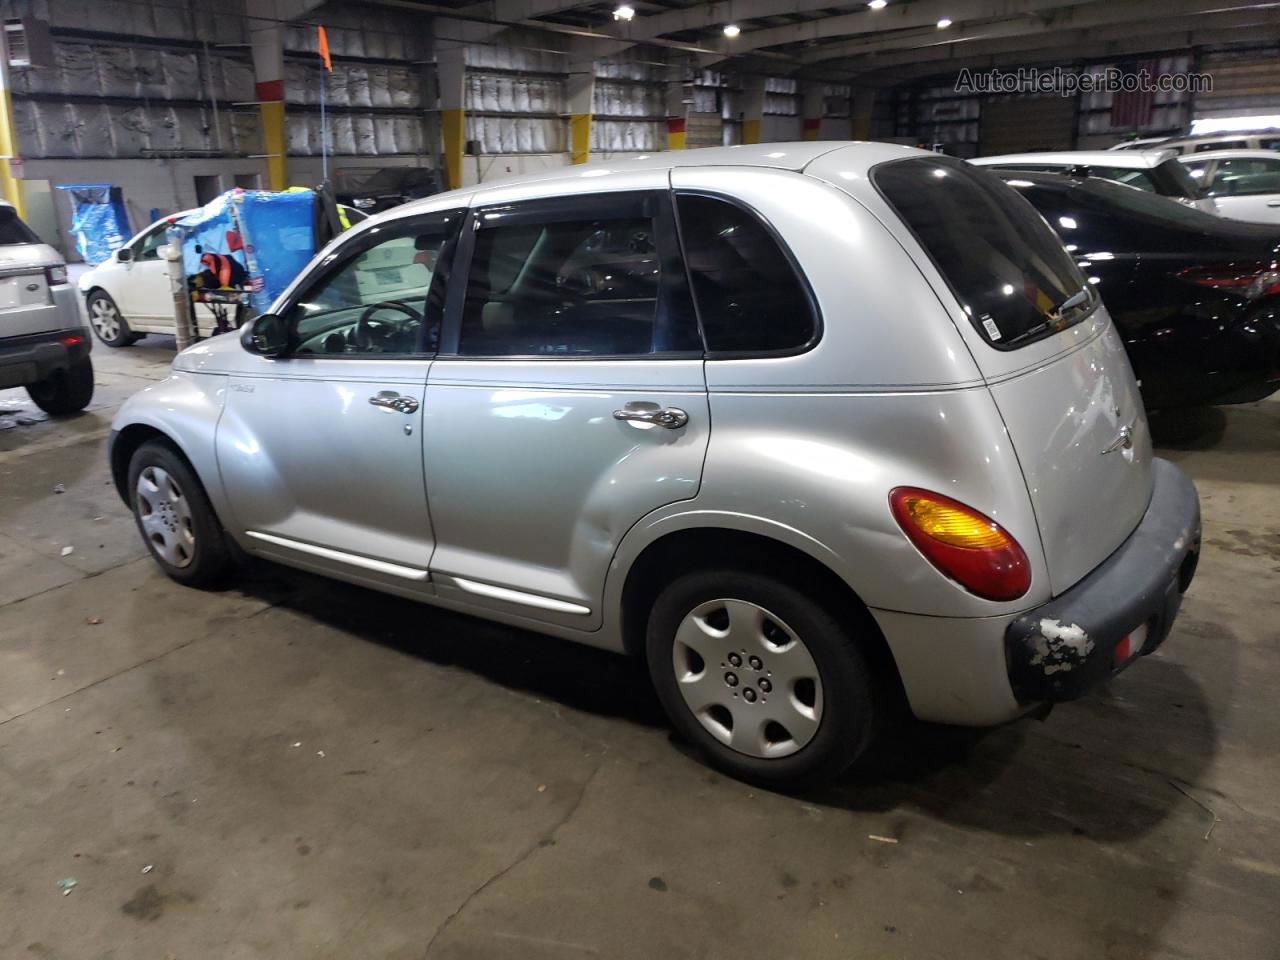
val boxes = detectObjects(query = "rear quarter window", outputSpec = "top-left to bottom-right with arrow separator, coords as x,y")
0,207 -> 40,245
874,157 -> 1093,350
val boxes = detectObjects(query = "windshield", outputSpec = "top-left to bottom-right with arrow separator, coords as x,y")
0,207 -> 41,245
876,157 -> 1093,350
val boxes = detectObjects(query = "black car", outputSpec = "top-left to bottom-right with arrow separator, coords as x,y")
993,170 -> 1280,409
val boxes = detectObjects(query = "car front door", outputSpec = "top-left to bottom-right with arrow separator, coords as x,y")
1207,156 -> 1280,223
113,221 -> 173,321
422,184 -> 709,630
215,207 -> 463,595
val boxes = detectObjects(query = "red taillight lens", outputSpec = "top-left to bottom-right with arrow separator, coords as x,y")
1178,261 -> 1280,300
889,487 -> 1031,601
61,335 -> 84,346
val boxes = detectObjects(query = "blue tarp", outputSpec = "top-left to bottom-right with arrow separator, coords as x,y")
172,189 -> 316,314
57,184 -> 131,266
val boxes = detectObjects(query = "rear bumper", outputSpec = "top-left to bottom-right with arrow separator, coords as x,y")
1005,458 -> 1200,703
0,328 -> 92,390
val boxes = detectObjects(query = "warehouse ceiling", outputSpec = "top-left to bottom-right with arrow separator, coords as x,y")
379,0 -> 1280,83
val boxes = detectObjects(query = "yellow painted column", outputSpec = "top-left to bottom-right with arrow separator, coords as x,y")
665,57 -> 691,150
249,18 -> 287,191
570,114 -> 592,165
567,57 -> 595,165
441,108 -> 465,190
0,30 -> 25,217
259,96 -> 287,191
437,45 -> 466,190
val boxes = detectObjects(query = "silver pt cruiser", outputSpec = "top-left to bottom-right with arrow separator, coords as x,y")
110,143 -> 1201,787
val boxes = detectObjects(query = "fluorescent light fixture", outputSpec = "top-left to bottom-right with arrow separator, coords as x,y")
1189,114 -> 1280,135
613,4 -> 635,20
722,23 -> 741,37
868,0 -> 887,9
937,17 -> 952,27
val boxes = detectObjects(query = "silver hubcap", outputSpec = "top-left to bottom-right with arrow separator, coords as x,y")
135,466 -> 196,568
90,299 -> 121,340
672,599 -> 824,759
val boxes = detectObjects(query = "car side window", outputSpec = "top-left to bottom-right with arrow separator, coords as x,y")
457,193 -> 699,357
1208,157 -> 1280,197
674,194 -> 816,354
285,212 -> 460,357
137,224 -> 169,260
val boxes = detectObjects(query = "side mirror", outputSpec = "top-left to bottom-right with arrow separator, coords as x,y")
115,247 -> 134,263
241,313 -> 290,358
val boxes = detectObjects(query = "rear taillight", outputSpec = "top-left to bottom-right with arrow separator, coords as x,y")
1178,261 -> 1280,301
45,264 -> 68,286
889,487 -> 1031,601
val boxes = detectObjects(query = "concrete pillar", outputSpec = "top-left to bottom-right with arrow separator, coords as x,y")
741,74 -> 766,145
437,45 -> 466,191
802,83 -> 824,141
665,58 -> 692,150
0,28 -> 25,217
248,17 -> 287,190
567,57 -> 595,165
850,88 -> 876,141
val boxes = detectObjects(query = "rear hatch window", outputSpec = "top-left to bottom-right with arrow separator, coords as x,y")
874,157 -> 1094,349
0,207 -> 40,245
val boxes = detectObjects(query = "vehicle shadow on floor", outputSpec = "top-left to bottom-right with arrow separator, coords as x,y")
235,562 -> 670,730
235,560 -> 1219,843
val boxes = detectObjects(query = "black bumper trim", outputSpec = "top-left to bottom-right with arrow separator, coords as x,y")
1005,458 -> 1201,704
0,328 -> 91,389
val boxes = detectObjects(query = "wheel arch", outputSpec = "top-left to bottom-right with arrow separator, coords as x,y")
615,521 -> 906,707
110,423 -> 178,503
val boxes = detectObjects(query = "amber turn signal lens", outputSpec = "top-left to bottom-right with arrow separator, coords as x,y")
890,487 -> 1031,601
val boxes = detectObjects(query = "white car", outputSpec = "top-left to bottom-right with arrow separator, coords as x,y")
970,149 -> 1218,214
1178,150 -> 1280,224
78,206 -> 369,347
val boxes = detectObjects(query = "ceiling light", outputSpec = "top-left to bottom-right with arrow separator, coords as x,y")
723,23 -> 741,37
937,17 -> 952,28
867,0 -> 887,9
613,4 -> 635,20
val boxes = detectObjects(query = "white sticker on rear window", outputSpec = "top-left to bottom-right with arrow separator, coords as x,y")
981,315 -> 1002,340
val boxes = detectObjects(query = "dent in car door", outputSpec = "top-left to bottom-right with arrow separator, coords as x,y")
422,187 -> 709,630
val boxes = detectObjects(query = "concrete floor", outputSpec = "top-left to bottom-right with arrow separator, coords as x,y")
1,335 -> 1278,960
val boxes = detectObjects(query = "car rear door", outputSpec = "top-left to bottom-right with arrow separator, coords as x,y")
422,178 -> 709,630
874,157 -> 1153,597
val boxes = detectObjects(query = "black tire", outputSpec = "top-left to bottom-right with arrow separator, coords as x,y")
86,290 -> 134,347
26,356 -> 95,415
127,440 -> 232,588
646,568 -> 877,790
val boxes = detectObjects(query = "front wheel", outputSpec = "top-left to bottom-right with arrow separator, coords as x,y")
26,356 -> 94,415
646,569 -> 877,789
128,440 -> 231,588
86,290 -> 135,347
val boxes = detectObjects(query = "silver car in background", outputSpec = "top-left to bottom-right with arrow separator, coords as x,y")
109,143 -> 1201,787
0,200 -> 94,414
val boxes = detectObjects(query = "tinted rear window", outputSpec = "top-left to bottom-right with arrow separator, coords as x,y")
0,207 -> 40,245
875,157 -> 1092,349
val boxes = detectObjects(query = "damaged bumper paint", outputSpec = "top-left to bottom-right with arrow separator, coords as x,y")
1005,458 -> 1201,704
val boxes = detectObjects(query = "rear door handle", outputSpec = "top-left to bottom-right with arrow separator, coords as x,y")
613,401 -> 688,429
369,391 -> 419,414
1267,200 -> 1280,207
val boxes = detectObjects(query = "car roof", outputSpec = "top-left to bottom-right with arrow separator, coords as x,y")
393,141 -> 928,213
1177,149 -> 1280,162
971,149 -> 1175,169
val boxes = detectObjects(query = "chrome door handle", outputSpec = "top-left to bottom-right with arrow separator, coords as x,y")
368,391 -> 419,414
613,402 -> 688,429
1268,200 -> 1280,207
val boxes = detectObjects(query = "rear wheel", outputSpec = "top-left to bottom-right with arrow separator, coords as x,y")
86,290 -> 134,347
26,356 -> 94,415
128,440 -> 231,587
646,569 -> 877,789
